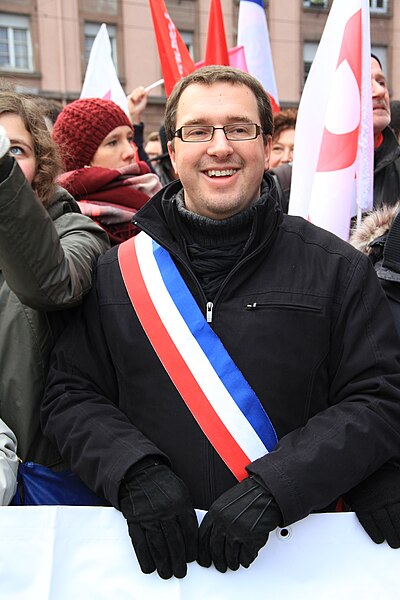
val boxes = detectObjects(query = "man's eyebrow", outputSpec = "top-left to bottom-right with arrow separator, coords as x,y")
179,116 -> 255,126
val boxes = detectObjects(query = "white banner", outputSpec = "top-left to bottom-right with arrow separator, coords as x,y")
0,507 -> 398,599
80,23 -> 129,115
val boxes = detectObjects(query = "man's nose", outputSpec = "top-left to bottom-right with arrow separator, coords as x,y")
372,79 -> 384,98
207,129 -> 234,155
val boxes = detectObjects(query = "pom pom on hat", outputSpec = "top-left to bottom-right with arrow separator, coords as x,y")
52,97 -> 132,171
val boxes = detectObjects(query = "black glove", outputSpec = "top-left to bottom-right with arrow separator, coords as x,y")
197,475 -> 282,572
119,459 -> 198,579
344,460 -> 400,549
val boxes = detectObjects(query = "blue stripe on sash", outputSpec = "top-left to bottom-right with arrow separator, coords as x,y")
152,240 -> 277,451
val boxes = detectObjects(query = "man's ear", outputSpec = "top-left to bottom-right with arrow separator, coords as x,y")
264,135 -> 272,171
168,140 -> 178,176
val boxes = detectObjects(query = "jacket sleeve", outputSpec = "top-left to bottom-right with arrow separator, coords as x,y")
247,253 -> 400,525
0,418 -> 18,506
0,159 -> 109,310
41,276 -> 169,508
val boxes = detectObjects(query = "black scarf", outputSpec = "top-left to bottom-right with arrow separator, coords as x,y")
174,181 -> 270,301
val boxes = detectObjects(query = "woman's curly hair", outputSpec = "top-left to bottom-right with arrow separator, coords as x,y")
0,91 -> 62,206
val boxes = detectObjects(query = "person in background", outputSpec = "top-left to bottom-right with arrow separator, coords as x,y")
371,54 -> 400,209
0,418 -> 18,505
127,86 -> 156,170
390,100 -> 400,144
127,86 -> 176,186
0,91 -> 108,486
29,96 -> 63,132
269,108 -> 297,169
350,202 -> 400,333
267,108 -> 297,213
347,204 -> 400,549
42,65 -> 400,580
52,97 -> 161,245
145,130 -> 163,161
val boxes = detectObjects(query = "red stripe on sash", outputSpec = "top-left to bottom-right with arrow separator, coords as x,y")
118,238 -> 250,481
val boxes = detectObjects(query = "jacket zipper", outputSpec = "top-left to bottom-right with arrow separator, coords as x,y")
206,302 -> 213,323
134,206 -> 279,326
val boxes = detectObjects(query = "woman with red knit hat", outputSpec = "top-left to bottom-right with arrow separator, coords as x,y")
52,97 -> 161,245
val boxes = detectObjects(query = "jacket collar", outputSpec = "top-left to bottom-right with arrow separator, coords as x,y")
374,127 -> 400,173
133,172 -> 282,258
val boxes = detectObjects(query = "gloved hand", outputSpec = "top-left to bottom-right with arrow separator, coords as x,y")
119,459 -> 198,579
344,460 -> 400,549
198,475 -> 282,572
0,125 -> 10,160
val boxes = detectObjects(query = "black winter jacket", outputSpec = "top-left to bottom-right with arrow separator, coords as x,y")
374,126 -> 400,209
42,176 -> 400,525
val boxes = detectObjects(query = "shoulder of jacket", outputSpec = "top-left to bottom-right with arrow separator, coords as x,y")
52,209 -> 110,253
97,244 -> 120,268
280,214 -> 362,263
46,186 -> 81,220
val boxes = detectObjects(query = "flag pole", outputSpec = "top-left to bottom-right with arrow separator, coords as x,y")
144,78 -> 164,92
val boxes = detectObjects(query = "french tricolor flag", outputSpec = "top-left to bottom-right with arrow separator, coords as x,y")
237,0 -> 279,112
288,0 -> 373,240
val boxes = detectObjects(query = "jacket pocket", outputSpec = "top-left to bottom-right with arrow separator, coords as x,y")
244,301 -> 322,314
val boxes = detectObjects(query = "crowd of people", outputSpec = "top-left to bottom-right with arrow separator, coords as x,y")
1,55 -> 400,581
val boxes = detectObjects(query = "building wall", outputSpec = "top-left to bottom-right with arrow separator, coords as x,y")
0,0 -> 398,136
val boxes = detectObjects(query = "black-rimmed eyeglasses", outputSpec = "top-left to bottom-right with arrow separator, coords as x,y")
173,123 -> 264,143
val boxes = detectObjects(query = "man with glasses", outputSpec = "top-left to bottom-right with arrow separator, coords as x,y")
42,66 -> 400,580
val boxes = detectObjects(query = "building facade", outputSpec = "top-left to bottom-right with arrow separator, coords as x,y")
0,0 -> 398,134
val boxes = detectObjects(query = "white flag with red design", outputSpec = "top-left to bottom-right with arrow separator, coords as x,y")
80,23 -> 129,115
288,0 -> 373,240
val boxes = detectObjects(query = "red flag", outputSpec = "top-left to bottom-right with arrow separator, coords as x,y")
204,0 -> 230,66
148,0 -> 195,96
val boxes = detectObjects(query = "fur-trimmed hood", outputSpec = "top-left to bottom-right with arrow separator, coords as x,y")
349,203 -> 400,255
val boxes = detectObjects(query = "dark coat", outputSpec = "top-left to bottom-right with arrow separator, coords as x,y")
374,126 -> 400,209
42,177 -> 400,525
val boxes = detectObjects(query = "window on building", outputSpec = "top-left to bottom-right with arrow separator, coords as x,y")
0,13 -> 33,71
84,22 -> 117,69
180,31 -> 194,60
370,0 -> 388,13
303,0 -> 328,8
303,41 -> 319,86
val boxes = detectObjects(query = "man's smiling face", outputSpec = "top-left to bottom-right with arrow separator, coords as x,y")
168,82 -> 271,220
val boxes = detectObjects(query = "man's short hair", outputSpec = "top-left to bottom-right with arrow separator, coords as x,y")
164,65 -> 273,146
371,53 -> 383,69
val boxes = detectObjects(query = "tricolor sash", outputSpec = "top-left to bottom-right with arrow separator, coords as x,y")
118,232 -> 277,480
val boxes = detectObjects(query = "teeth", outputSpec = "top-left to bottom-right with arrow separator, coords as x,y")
206,169 -> 237,177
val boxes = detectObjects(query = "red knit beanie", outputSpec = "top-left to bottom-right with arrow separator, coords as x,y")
52,97 -> 132,171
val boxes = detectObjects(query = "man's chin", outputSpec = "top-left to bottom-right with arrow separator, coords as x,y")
373,115 -> 391,136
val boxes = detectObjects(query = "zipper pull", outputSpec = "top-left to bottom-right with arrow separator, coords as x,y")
245,302 -> 257,310
206,301 -> 213,323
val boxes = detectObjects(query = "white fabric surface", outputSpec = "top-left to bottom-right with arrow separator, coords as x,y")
0,508 -> 398,599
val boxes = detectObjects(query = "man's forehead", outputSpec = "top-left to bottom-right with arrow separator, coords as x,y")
371,57 -> 384,75
175,82 -> 259,123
